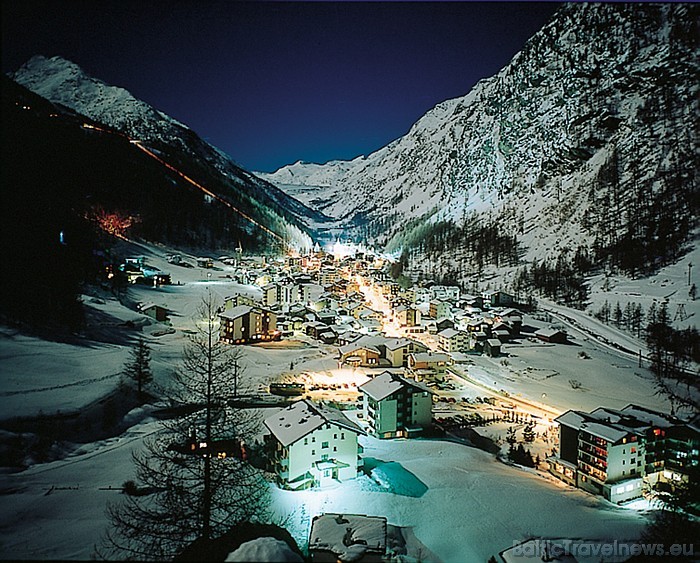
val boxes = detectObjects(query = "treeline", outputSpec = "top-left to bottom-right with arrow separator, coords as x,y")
594,298 -> 698,412
401,215 -> 520,277
644,303 -> 699,413
583,86 -> 697,277
512,247 -> 593,308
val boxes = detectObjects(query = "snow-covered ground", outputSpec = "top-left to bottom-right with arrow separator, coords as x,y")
0,415 -> 652,561
0,240 -> 690,561
273,435 -> 650,563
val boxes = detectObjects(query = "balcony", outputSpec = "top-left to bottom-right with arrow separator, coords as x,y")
579,441 -> 607,459
579,452 -> 607,472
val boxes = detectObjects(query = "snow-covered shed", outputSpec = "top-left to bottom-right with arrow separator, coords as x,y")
308,513 -> 387,563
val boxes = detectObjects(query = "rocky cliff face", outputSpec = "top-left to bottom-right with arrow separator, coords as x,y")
262,3 -> 698,283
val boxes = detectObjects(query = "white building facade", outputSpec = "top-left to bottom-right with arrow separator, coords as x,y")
265,399 -> 364,490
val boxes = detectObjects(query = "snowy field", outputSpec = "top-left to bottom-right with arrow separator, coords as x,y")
0,240 -> 693,561
273,435 -> 649,563
0,416 -> 651,561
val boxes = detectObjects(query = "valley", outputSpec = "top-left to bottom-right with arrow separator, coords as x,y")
1,2 -> 698,561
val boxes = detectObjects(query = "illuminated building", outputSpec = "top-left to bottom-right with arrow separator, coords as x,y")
264,399 -> 365,490
219,305 -> 279,344
549,404 -> 699,503
359,372 -> 433,439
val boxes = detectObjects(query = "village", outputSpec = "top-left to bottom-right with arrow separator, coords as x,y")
102,239 -> 699,562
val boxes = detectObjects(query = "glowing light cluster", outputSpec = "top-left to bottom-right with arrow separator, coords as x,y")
87,207 -> 139,239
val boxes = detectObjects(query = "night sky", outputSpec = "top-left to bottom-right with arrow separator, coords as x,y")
2,1 -> 560,172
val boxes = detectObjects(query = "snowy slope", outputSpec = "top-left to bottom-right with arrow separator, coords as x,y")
261,3 -> 698,269
10,56 -> 321,249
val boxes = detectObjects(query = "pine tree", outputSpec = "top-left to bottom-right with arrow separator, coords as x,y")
103,291 -> 270,560
613,301 -> 623,327
523,423 -> 535,443
123,338 -> 153,402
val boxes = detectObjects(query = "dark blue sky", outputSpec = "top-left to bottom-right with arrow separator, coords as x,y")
2,1 -> 559,172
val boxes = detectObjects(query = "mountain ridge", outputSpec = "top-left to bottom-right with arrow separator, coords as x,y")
260,2 -> 698,287
10,55 -> 326,250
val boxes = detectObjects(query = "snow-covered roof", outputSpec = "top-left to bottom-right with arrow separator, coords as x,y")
556,405 -> 686,442
486,339 -> 502,347
338,342 -> 380,356
264,399 -> 364,447
620,404 -> 679,428
309,513 -> 387,561
437,328 -> 460,339
580,422 -> 629,444
410,352 -> 450,363
535,328 -> 566,338
225,537 -> 302,562
219,305 -> 254,320
554,410 -> 587,429
359,371 -> 433,401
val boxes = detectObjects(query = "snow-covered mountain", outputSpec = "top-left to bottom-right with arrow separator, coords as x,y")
261,3 -> 698,280
10,55 -> 323,250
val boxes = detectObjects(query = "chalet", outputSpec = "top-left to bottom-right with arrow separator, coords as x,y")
382,337 -> 427,367
309,513 -> 387,563
338,336 -> 427,368
484,338 -> 502,357
459,294 -> 484,310
305,321 -> 330,340
359,372 -> 433,439
264,399 -> 365,489
497,308 -> 523,335
317,310 -> 337,326
196,257 -> 214,268
437,328 -> 469,353
356,318 -> 383,334
219,305 -> 279,344
140,303 -> 168,322
466,318 -> 492,335
339,342 -> 382,367
493,329 -> 510,343
337,331 -> 363,347
318,330 -> 338,345
535,327 -> 568,344
407,352 -> 452,381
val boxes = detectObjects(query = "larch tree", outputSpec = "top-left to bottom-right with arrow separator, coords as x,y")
123,337 -> 153,402
103,290 -> 270,560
